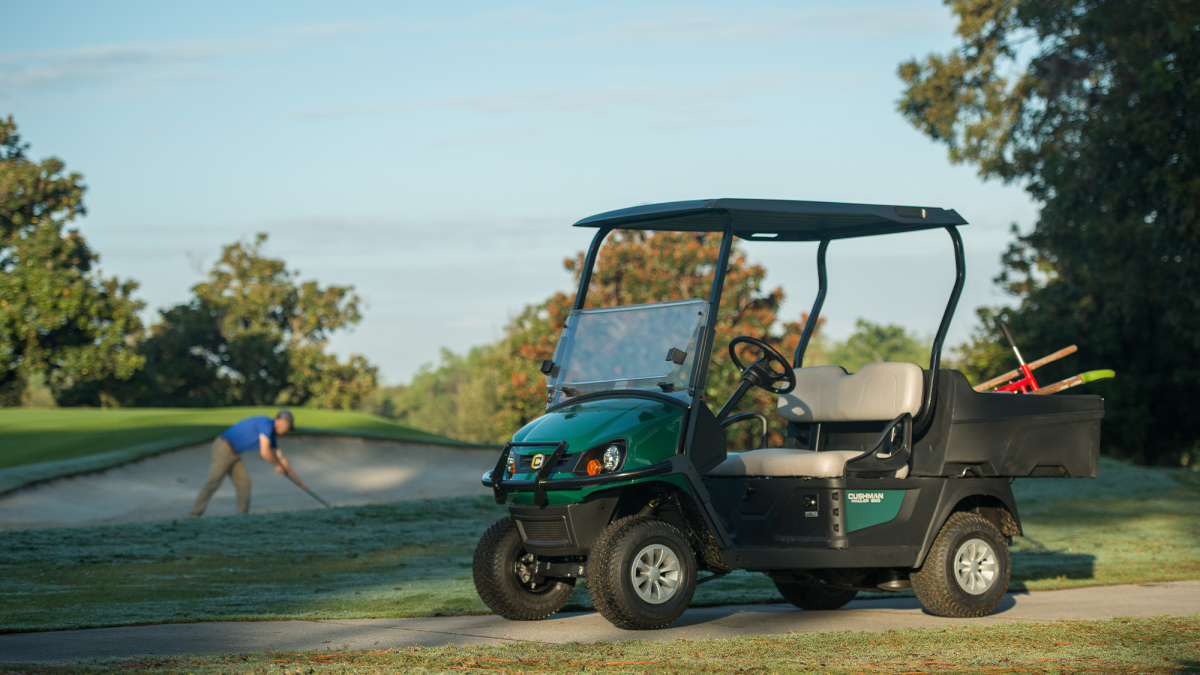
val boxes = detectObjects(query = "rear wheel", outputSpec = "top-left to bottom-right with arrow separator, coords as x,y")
774,580 -> 858,610
587,516 -> 697,630
473,517 -> 576,620
911,511 -> 1010,617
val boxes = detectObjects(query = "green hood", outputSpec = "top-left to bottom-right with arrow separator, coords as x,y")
512,396 -> 685,472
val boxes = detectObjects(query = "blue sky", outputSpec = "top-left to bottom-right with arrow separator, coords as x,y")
3,1 -> 1037,384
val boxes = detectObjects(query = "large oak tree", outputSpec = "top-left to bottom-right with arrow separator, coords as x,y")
899,0 -> 1199,465
0,117 -> 144,406
116,234 -> 378,409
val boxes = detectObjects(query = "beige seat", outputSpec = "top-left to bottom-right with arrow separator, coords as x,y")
709,362 -> 922,478
775,362 -> 923,423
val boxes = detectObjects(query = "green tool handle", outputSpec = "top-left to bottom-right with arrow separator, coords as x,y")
1033,369 -> 1115,395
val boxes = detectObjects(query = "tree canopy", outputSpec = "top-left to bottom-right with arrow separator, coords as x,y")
827,320 -> 931,374
899,0 -> 1199,465
109,234 -> 377,409
0,117 -> 144,406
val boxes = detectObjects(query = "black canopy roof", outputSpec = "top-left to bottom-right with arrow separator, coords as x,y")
574,198 -> 967,241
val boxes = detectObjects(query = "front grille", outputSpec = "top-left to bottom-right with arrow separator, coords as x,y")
516,517 -> 571,546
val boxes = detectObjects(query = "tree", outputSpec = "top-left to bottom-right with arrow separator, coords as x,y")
485,230 -> 814,449
899,0 -> 1200,465
363,346 -> 506,444
827,320 -> 931,374
117,234 -> 377,408
0,117 -> 144,406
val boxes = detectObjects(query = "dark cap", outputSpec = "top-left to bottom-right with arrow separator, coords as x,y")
276,409 -> 294,425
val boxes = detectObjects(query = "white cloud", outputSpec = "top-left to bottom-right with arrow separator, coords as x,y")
538,7 -> 952,46
293,75 -> 790,119
0,41 -> 229,93
0,21 -> 386,96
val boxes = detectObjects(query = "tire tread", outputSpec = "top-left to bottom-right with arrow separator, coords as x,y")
911,511 -> 1010,618
473,517 -> 575,621
587,515 -> 696,630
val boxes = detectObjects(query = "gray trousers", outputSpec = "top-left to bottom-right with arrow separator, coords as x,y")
189,437 -> 251,516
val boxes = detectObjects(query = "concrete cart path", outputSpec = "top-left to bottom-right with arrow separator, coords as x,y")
0,436 -> 496,530
3,581 -> 1197,663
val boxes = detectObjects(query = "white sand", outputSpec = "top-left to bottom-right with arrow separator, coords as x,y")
0,435 -> 498,530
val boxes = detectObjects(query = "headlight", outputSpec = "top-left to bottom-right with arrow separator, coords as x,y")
572,440 -> 626,477
506,454 -> 516,478
602,445 -> 622,471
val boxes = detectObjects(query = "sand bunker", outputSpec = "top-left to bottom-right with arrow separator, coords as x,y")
0,436 -> 498,531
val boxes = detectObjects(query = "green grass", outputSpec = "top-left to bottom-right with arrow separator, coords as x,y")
0,458 -> 1196,633
5,615 -> 1198,674
0,407 -> 466,471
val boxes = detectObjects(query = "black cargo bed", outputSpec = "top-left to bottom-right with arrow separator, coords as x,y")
912,370 -> 1103,478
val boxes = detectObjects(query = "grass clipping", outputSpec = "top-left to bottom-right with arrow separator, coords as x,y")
4,615 -> 1198,674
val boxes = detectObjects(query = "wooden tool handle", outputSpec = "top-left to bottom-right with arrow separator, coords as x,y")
973,345 -> 1079,392
1031,369 -> 1115,396
1033,375 -> 1082,396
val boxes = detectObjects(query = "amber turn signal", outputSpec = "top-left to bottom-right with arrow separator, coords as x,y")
586,459 -> 603,476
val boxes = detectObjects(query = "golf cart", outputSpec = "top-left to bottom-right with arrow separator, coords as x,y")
474,199 -> 1103,630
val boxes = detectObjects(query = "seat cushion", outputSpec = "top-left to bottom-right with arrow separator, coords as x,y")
777,362 -> 923,423
709,449 -> 861,478
707,448 -> 910,478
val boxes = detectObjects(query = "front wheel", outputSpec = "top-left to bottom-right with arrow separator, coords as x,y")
911,511 -> 1010,617
587,516 -> 697,630
774,580 -> 857,610
473,517 -> 576,620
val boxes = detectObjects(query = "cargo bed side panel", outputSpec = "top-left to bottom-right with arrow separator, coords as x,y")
911,370 -> 1103,478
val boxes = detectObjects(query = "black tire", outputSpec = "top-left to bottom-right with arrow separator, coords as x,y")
587,516 -> 697,630
472,517 -> 576,621
774,580 -> 858,610
911,511 -> 1011,617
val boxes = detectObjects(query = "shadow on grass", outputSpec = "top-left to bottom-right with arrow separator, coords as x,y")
1010,547 -> 1096,592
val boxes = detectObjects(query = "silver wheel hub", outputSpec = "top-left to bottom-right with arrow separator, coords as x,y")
514,552 -> 537,588
953,538 -> 998,595
631,544 -> 681,604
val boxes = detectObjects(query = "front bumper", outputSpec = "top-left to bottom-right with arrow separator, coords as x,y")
508,497 -> 620,557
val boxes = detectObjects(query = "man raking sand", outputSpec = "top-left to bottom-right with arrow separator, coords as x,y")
189,410 -> 308,516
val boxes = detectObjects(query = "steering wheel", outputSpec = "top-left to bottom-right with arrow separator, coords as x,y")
729,336 -> 797,395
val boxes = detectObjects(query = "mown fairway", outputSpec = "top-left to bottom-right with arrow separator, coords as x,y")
1,457 -> 1196,633
0,408 -> 461,471
2,615 -> 1197,674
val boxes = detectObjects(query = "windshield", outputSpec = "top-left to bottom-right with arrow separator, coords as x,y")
546,298 -> 709,408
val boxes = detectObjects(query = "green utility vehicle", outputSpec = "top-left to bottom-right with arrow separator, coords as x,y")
473,199 -> 1103,630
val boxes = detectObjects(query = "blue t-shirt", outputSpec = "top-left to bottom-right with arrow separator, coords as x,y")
221,416 -> 278,454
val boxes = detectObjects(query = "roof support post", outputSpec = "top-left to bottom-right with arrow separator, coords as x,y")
914,225 -> 966,433
572,226 -> 613,311
793,239 -> 830,368
689,214 -> 734,400
677,213 -> 736,550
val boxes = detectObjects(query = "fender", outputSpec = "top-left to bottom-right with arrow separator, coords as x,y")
914,478 -> 1021,568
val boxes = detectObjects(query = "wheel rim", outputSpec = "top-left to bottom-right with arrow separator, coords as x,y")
953,538 -> 998,595
630,543 -> 681,604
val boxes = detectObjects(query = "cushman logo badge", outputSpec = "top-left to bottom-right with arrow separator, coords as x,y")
848,492 -> 886,504
531,454 -> 546,470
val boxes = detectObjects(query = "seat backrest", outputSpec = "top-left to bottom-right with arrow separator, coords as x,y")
777,362 -> 923,423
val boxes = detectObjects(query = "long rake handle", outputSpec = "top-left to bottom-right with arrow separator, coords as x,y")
286,475 -> 332,508
973,345 -> 1078,392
